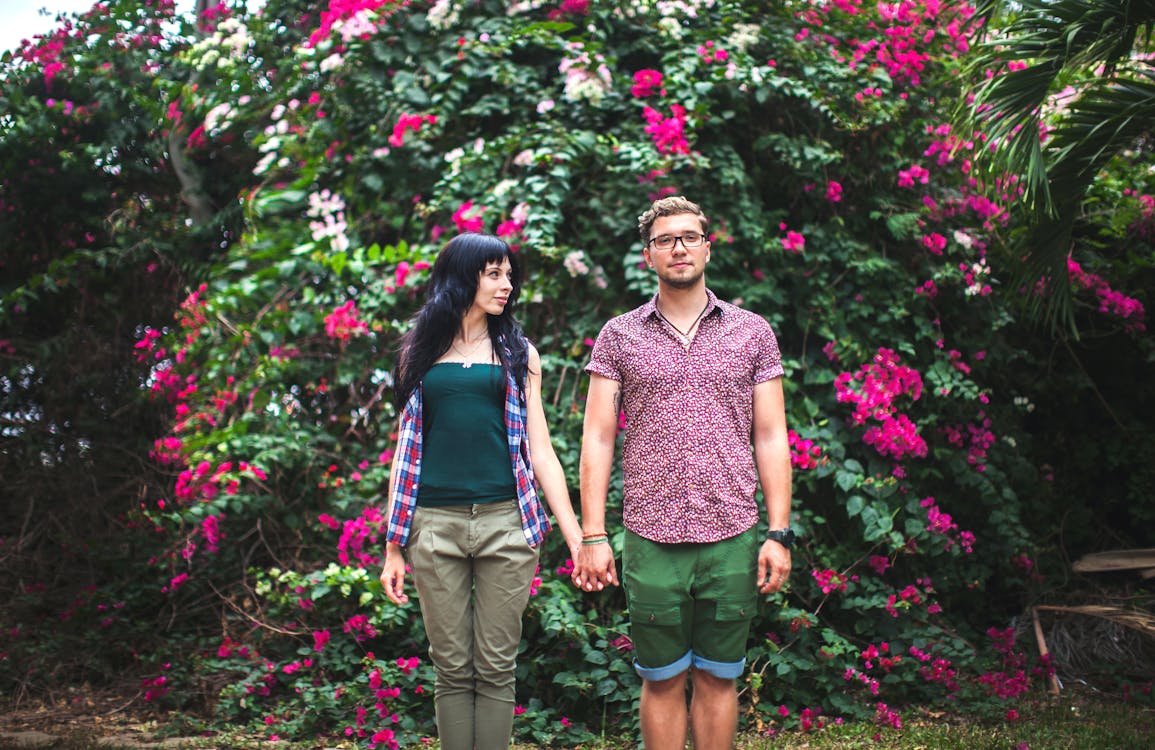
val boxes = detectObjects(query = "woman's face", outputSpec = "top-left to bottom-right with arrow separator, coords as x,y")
471,257 -> 514,317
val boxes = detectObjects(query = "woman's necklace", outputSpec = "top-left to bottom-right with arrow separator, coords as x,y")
450,335 -> 490,368
655,299 -> 710,345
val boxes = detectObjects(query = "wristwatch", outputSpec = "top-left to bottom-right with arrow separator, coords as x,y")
766,528 -> 796,549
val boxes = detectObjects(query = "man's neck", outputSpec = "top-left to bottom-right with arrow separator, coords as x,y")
656,281 -> 708,317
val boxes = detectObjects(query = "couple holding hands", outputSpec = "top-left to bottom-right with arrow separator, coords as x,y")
379,196 -> 793,750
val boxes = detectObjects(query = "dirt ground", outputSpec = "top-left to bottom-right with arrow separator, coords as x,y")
0,686 -> 182,748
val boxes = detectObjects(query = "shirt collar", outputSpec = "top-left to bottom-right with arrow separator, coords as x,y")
643,288 -> 722,320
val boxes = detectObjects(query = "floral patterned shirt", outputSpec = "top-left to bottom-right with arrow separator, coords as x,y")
585,290 -> 784,543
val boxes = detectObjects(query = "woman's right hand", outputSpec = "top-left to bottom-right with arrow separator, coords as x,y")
575,541 -> 618,592
380,543 -> 409,605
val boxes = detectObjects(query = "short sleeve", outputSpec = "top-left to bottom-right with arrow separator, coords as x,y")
585,320 -> 624,383
754,318 -> 785,383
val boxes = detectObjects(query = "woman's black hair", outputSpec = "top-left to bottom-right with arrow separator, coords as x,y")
393,232 -> 529,409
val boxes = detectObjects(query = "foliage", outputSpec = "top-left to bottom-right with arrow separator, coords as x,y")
962,0 -> 1155,329
1,0 -> 1153,748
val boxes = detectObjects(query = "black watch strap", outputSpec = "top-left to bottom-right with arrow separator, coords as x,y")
766,528 -> 796,549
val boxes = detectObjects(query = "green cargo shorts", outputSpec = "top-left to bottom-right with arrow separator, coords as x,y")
622,527 -> 759,681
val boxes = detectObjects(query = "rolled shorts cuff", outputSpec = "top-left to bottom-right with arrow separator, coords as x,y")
634,650 -> 692,682
691,653 -> 746,680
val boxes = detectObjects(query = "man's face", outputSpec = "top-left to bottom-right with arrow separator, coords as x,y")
643,213 -> 710,290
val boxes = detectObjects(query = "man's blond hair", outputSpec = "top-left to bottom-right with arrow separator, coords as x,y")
637,196 -> 709,245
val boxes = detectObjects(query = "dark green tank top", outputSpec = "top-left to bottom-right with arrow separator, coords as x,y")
417,363 -> 517,506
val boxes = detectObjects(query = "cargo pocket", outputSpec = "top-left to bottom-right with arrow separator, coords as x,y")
714,596 -> 756,622
698,595 -> 757,663
629,600 -> 689,671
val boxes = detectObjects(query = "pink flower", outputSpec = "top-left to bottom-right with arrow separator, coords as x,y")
781,230 -> 805,254
642,105 -> 691,155
631,69 -> 664,98
452,200 -> 486,233
325,300 -> 369,341
313,629 -> 331,652
370,728 -> 397,749
825,180 -> 843,203
921,232 -> 946,255
388,112 -> 437,147
868,555 -> 890,575
897,164 -> 930,188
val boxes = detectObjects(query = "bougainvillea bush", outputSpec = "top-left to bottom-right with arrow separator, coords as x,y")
2,0 -> 1152,746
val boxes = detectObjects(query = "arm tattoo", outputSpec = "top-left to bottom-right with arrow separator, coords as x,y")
612,386 -> 623,417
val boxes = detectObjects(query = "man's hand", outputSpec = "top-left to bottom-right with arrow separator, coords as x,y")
757,538 -> 791,594
573,541 -> 618,591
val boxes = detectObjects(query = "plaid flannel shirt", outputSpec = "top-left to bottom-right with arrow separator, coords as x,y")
384,362 -> 550,548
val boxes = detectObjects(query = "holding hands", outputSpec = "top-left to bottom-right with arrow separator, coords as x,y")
571,534 -> 618,592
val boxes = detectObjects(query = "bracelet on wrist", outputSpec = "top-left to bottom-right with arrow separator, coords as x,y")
581,536 -> 609,545
582,531 -> 608,539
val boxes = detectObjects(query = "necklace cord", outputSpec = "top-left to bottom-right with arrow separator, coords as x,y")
655,299 -> 710,338
450,334 -> 491,363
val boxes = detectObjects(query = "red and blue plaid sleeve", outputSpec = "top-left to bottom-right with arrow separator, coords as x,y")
505,368 -> 551,547
385,388 -> 422,546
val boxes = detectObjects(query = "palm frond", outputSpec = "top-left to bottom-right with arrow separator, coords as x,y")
957,0 -> 1155,334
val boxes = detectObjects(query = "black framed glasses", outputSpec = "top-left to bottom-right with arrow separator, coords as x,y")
647,232 -> 707,251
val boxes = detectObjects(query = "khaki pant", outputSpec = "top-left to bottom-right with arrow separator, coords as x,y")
408,500 -> 540,750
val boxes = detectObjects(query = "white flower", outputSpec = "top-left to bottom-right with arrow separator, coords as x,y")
428,0 -> 460,29
729,23 -> 760,53
307,189 -> 347,218
493,179 -> 518,199
656,17 -> 682,38
204,102 -> 234,136
253,152 -> 277,176
320,54 -> 345,73
338,11 -> 378,42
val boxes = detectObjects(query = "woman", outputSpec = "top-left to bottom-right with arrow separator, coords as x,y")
379,232 -> 581,750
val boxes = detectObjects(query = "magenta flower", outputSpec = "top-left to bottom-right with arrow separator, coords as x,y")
388,112 -> 437,147
631,69 -> 664,98
452,200 -> 486,233
868,555 -> 891,575
921,232 -> 946,254
642,105 -> 691,155
325,300 -> 369,341
825,180 -> 843,203
897,164 -> 930,188
781,230 -> 805,254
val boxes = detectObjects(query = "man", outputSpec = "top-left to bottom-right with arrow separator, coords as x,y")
575,196 -> 793,750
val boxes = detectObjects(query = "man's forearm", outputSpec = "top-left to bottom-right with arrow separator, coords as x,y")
579,437 -> 615,533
